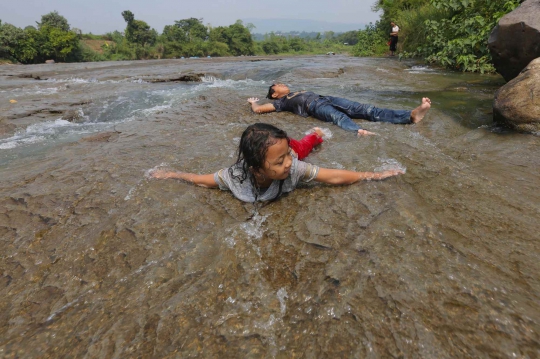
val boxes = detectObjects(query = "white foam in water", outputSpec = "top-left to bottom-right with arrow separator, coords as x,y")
374,158 -> 407,173
224,233 -> 237,248
144,163 -> 170,179
305,127 -> 332,140
0,119 -> 80,150
1,78 -> 264,154
127,163 -> 171,201
26,119 -> 72,134
0,135 -> 46,149
204,78 -> 265,90
277,288 -> 288,315
9,86 -> 61,97
201,75 -> 217,82
137,104 -> 172,116
45,77 -> 147,85
405,66 -> 439,74
240,213 -> 268,240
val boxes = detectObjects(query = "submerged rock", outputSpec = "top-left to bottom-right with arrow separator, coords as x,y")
493,57 -> 540,133
62,109 -> 85,123
17,74 -> 42,80
79,131 -> 120,142
488,0 -> 540,82
148,73 -> 205,83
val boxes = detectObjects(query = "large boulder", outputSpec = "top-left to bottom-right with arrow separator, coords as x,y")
488,0 -> 540,82
493,57 -> 540,133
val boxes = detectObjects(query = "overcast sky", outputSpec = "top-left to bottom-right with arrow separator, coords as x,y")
0,0 -> 380,34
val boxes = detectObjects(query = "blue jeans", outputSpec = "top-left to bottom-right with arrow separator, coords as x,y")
308,96 -> 412,132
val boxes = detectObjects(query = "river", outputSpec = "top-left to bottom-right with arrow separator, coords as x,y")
0,56 -> 538,358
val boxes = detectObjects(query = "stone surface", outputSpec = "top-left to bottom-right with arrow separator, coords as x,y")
488,0 -> 540,82
493,57 -> 540,133
61,108 -> 85,123
1,57 -> 539,358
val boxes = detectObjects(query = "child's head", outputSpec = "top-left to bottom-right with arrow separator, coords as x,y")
238,123 -> 291,181
229,123 -> 291,201
266,83 -> 290,99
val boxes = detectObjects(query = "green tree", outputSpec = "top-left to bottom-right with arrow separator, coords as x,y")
324,31 -> 335,41
162,24 -> 187,43
122,10 -> 157,46
353,22 -> 387,56
288,37 -> 305,52
209,20 -> 253,56
420,0 -> 523,72
173,18 -> 208,42
17,27 -> 41,63
369,0 -> 523,72
0,21 -> 25,60
39,25 -> 79,62
37,11 -> 70,31
336,30 -> 360,45
121,10 -> 134,24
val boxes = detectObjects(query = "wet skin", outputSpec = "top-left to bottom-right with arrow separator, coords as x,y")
255,138 -> 292,186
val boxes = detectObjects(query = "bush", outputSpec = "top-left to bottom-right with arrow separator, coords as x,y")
353,22 -> 387,56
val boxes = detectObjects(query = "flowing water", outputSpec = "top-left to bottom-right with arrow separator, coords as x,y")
0,56 -> 538,358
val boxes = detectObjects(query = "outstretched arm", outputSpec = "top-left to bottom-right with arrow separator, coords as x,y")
314,167 -> 403,185
247,97 -> 276,114
151,169 -> 218,188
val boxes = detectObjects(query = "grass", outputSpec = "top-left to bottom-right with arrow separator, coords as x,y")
81,39 -> 115,54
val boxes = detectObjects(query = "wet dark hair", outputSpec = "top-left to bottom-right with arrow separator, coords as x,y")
266,84 -> 276,99
229,123 -> 290,201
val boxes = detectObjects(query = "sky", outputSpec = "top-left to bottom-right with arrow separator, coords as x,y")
0,0 -> 381,34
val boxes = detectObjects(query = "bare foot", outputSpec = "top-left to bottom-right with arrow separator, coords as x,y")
411,97 -> 431,124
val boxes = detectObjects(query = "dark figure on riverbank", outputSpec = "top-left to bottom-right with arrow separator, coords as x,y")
390,21 -> 399,56
248,84 -> 431,136
151,123 -> 402,202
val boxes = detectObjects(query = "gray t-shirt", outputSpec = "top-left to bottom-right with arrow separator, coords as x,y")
273,91 -> 321,117
214,157 -> 319,202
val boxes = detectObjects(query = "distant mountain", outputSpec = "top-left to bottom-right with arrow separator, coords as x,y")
242,18 -> 366,34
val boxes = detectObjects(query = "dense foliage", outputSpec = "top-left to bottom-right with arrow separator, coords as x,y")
0,11 -> 354,63
0,12 -> 80,63
0,3 -> 528,70
354,0 -> 525,73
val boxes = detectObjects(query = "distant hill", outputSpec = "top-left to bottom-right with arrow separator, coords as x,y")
242,18 -> 366,34
82,40 -> 114,54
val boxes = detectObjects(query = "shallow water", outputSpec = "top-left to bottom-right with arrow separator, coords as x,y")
0,56 -> 539,358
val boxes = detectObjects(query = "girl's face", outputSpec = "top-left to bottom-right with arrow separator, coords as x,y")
259,138 -> 293,181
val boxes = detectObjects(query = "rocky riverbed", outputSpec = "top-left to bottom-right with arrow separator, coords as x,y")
0,56 -> 539,358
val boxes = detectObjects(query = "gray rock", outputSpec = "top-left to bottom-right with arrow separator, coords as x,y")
488,0 -> 540,82
493,57 -> 540,133
62,109 -> 85,123
45,60 -> 55,64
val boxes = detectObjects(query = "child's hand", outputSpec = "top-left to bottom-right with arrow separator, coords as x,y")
247,97 -> 260,104
358,129 -> 377,136
376,169 -> 404,179
312,127 -> 324,138
150,169 -> 172,179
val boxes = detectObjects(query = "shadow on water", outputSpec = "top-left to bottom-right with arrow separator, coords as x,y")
0,56 -> 538,358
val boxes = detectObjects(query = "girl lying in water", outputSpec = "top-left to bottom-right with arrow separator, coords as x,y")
151,123 -> 403,202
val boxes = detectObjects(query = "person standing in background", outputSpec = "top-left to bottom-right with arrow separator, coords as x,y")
389,21 -> 400,56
